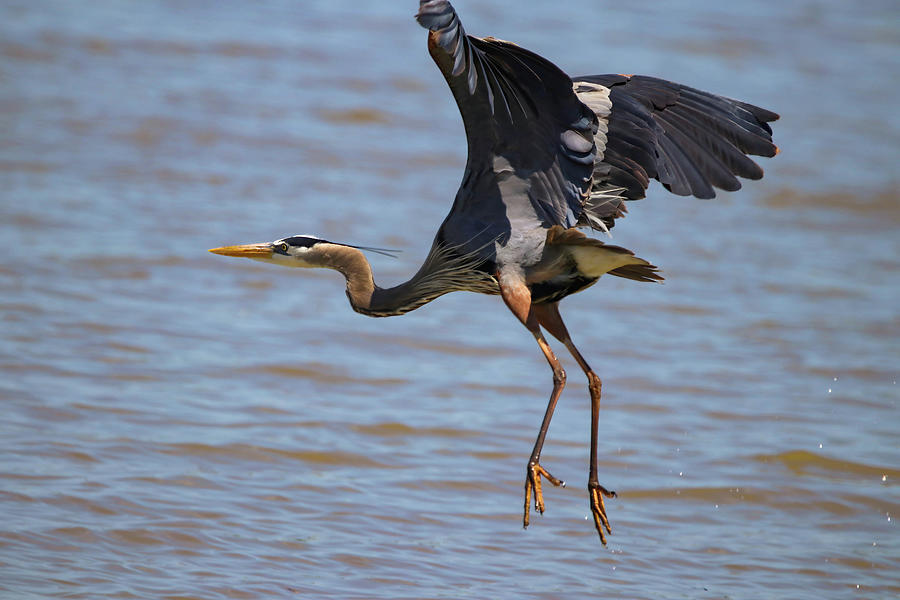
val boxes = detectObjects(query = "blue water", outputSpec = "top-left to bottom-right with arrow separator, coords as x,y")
1,1 -> 898,598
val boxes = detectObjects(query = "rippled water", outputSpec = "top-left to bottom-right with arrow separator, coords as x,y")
1,1 -> 898,598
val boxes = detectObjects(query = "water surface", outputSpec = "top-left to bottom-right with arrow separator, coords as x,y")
1,1 -> 898,598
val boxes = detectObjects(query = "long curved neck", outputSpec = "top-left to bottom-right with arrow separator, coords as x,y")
323,245 -> 440,318
321,243 -> 498,318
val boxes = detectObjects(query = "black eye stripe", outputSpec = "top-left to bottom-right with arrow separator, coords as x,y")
283,236 -> 325,248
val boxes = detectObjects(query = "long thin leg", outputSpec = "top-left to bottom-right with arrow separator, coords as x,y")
497,276 -> 566,529
522,316 -> 567,525
532,303 -> 617,545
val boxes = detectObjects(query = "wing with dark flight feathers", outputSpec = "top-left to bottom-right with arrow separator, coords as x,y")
416,1 -> 779,242
574,74 -> 779,230
416,0 -> 597,254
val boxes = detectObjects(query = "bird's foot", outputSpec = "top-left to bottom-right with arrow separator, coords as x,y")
589,480 -> 617,545
523,462 -> 565,528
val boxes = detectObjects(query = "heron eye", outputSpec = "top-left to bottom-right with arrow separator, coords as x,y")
280,243 -> 289,253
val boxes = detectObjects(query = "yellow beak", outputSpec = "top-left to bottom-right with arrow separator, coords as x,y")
208,243 -> 273,258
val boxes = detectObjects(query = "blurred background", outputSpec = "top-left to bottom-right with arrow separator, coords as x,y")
1,0 -> 897,598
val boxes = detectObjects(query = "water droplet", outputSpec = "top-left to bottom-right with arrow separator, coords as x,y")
714,504 -> 719,509
833,377 -> 838,381
827,388 -> 832,393
883,474 -> 887,482
818,443 -> 823,449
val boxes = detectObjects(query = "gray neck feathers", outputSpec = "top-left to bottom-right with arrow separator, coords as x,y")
325,244 -> 499,318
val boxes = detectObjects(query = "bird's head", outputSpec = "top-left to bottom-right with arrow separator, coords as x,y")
209,235 -> 397,269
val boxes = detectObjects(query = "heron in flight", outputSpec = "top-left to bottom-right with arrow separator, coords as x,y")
210,0 -> 778,544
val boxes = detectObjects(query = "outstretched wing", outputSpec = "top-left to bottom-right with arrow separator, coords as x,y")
416,0 -> 597,256
574,74 -> 779,230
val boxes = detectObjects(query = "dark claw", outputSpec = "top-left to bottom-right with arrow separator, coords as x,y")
589,481 -> 616,544
523,462 -> 564,528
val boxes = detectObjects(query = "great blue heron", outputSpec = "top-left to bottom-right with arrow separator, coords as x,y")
210,0 -> 778,544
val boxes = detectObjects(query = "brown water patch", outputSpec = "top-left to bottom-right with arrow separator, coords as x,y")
71,402 -> 141,415
0,362 -> 80,378
218,419 -> 331,430
762,281 -> 864,300
626,485 -> 768,504
625,484 -> 894,517
108,528 -> 167,546
824,556 -> 897,574
666,36 -> 767,58
241,363 -> 406,387
242,404 -> 293,416
212,41 -> 280,59
109,164 -> 228,186
171,508 -> 230,520
57,451 -> 99,463
108,373 -> 159,382
127,475 -> 226,490
0,302 -> 45,315
252,494 -> 292,503
0,472 -> 63,483
191,129 -> 220,146
46,495 -> 116,515
757,450 -> 900,480
801,365 -> 895,383
762,186 -> 900,221
66,320 -> 119,334
316,107 -> 392,125
705,410 -> 804,422
0,41 -> 54,61
79,254 -> 188,270
106,342 -> 151,355
351,422 -> 478,438
159,442 -> 389,468
388,76 -> 427,92
41,527 -> 101,551
24,403 -> 83,422
457,381 -> 535,396
79,256 -> 154,280
239,278 -> 274,290
406,151 -> 464,167
626,485 -> 884,517
835,491 -> 900,515
337,77 -> 376,93
613,377 -> 721,399
467,450 -> 519,460
615,401 -> 674,414
0,160 -> 55,173
396,479 -> 506,492
653,303 -> 719,316
119,117 -> 177,148
80,37 -> 113,55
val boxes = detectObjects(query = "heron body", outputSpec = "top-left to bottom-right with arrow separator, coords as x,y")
211,0 -> 778,544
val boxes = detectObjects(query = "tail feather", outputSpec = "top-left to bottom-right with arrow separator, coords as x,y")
608,262 -> 664,283
546,225 -> 663,283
